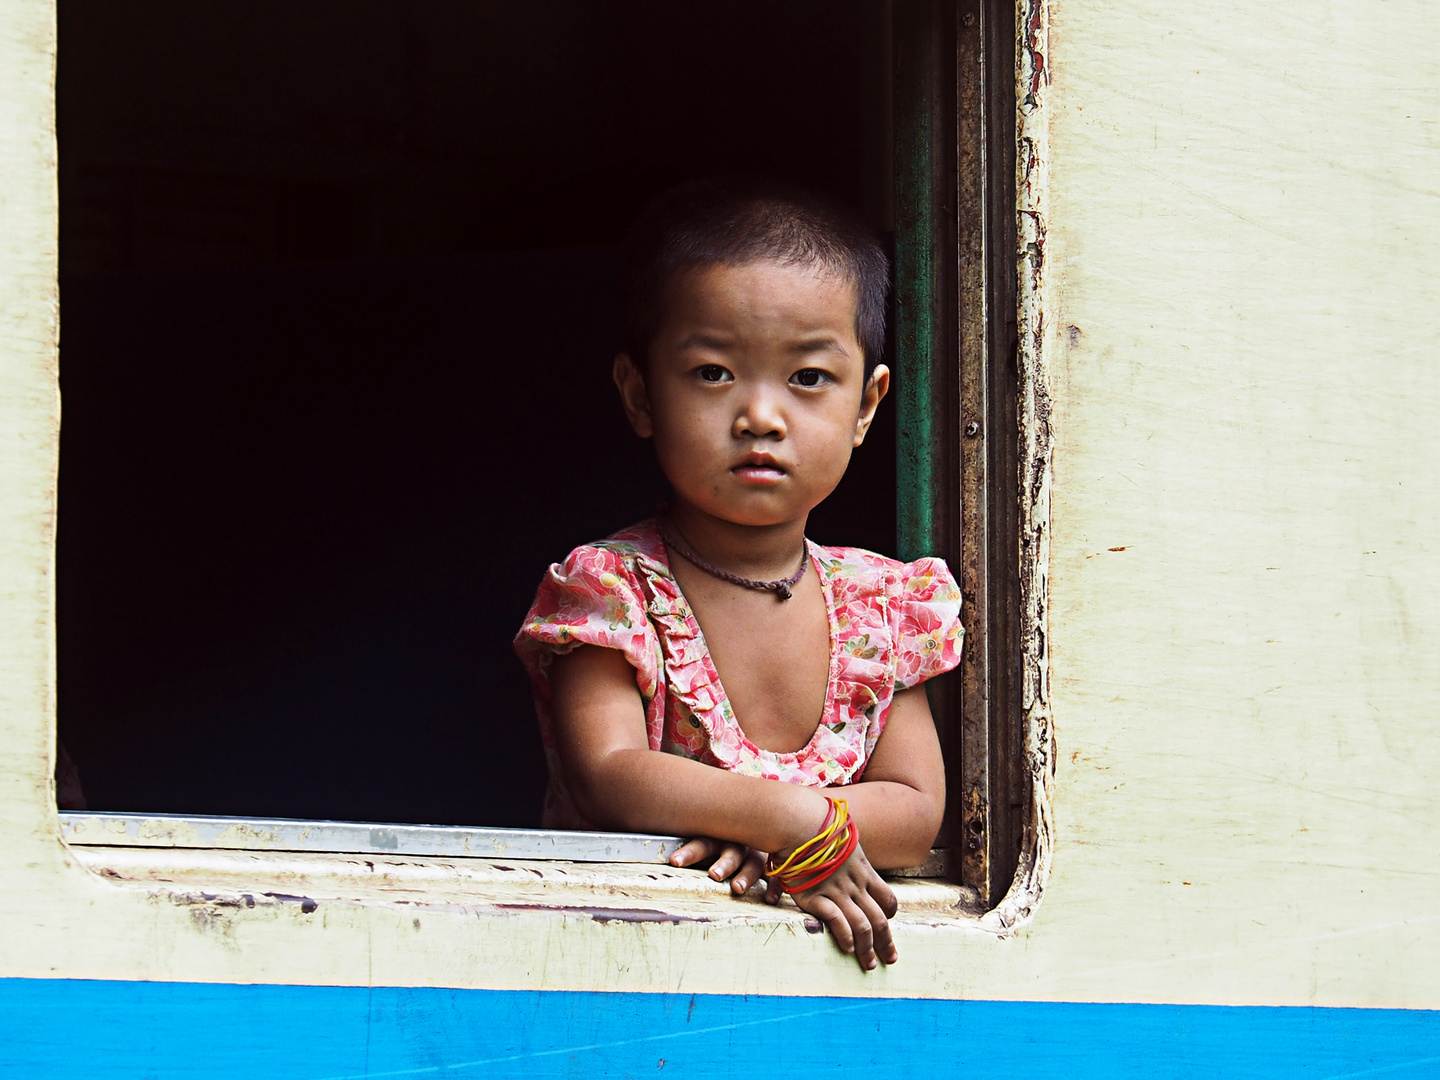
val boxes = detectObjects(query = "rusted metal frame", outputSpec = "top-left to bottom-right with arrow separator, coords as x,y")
979,0 -> 1024,906
893,0 -> 961,860
954,0 -> 993,897
895,0 -> 1022,903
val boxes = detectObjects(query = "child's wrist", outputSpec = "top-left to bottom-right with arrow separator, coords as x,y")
766,796 -> 860,894
768,788 -> 832,857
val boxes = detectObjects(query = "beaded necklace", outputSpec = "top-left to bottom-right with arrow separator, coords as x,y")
659,521 -> 809,601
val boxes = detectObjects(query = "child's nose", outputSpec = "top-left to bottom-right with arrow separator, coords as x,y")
733,389 -> 787,439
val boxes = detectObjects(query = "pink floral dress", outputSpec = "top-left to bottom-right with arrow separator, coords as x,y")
514,520 -> 963,829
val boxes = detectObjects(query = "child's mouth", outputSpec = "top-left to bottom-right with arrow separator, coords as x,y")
732,458 -> 786,483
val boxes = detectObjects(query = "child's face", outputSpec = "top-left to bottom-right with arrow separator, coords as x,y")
614,258 -> 889,530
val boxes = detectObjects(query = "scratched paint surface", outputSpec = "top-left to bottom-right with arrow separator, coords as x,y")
2,979 -> 1438,1080
1036,0 -> 1440,1009
2,0 -> 1440,1010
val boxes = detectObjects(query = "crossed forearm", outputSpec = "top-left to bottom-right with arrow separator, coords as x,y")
565,749 -> 938,868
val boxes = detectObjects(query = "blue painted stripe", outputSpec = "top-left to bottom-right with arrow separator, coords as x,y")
1,978 -> 1436,1079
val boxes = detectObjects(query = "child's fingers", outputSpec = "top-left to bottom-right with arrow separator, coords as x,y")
803,895 -> 854,956
855,890 -> 898,965
867,873 -> 899,919
708,842 -> 747,882
837,895 -> 881,970
804,891 -> 882,970
731,848 -> 767,894
669,837 -> 720,868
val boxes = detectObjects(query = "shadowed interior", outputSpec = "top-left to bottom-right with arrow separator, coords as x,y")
57,0 -> 896,824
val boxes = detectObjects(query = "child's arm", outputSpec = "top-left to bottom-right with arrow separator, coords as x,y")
670,686 -> 945,867
825,685 -> 946,868
550,644 -> 906,967
548,646 -> 944,969
548,643 -> 832,854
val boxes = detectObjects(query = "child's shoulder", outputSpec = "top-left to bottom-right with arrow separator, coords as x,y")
549,520 -> 666,577
594,519 -> 664,555
810,540 -> 905,571
810,542 -> 962,605
809,541 -> 948,578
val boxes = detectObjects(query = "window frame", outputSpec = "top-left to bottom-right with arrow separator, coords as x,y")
42,0 -> 1051,935
892,0 -> 1031,908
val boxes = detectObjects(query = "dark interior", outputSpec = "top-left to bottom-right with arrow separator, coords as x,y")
57,0 -> 896,825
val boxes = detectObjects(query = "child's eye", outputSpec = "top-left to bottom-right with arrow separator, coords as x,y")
697,365 -> 731,383
791,368 -> 830,388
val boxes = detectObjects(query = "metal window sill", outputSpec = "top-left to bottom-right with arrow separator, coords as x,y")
62,813 -> 985,929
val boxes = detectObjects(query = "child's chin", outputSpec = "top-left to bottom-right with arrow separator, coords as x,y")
673,490 -> 808,528
716,507 -> 807,530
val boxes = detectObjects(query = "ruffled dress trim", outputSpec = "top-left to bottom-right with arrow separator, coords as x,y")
515,520 -> 963,824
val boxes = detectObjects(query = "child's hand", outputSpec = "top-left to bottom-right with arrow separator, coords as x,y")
670,837 -> 769,895
776,842 -> 899,970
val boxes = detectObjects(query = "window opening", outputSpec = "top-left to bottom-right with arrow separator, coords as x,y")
56,0 -> 1023,902
56,0 -> 896,827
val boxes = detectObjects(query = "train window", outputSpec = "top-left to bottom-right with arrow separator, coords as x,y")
55,0 -> 1028,908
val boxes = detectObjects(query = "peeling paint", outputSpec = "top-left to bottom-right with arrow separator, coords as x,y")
982,0 -> 1057,937
570,907 -> 717,926
73,846 -> 980,942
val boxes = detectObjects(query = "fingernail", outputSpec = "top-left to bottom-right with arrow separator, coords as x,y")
735,878 -> 747,890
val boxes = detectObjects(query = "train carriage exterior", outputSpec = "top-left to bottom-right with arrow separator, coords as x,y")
2,0 -> 1439,1075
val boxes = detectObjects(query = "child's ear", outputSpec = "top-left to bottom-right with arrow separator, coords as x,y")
613,353 -> 654,439
853,364 -> 891,447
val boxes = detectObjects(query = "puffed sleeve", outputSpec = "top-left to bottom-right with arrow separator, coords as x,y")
513,544 -> 661,702
890,557 -> 964,690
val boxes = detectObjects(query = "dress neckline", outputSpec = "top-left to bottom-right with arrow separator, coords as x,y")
644,528 -> 842,765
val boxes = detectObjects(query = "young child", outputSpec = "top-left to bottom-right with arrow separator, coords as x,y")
515,179 -> 962,970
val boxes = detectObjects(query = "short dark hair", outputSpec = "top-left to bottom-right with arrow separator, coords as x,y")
621,177 -> 890,375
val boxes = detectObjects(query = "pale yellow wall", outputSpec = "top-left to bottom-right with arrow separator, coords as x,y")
0,2 -> 61,850
1,0 -> 1437,1008
1037,0 -> 1440,1006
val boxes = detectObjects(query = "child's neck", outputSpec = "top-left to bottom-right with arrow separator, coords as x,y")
664,503 -> 809,581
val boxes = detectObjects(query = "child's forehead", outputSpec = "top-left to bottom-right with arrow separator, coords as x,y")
667,257 -> 859,311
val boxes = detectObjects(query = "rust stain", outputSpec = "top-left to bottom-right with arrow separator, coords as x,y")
1024,0 -> 1049,99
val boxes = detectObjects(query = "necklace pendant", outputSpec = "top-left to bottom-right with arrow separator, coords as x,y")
774,584 -> 792,601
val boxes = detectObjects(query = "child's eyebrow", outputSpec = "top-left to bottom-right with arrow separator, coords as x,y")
793,336 -> 853,356
673,331 -> 853,357
674,332 -> 734,352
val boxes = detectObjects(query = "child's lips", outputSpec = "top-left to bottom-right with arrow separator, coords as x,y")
732,456 -> 787,483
